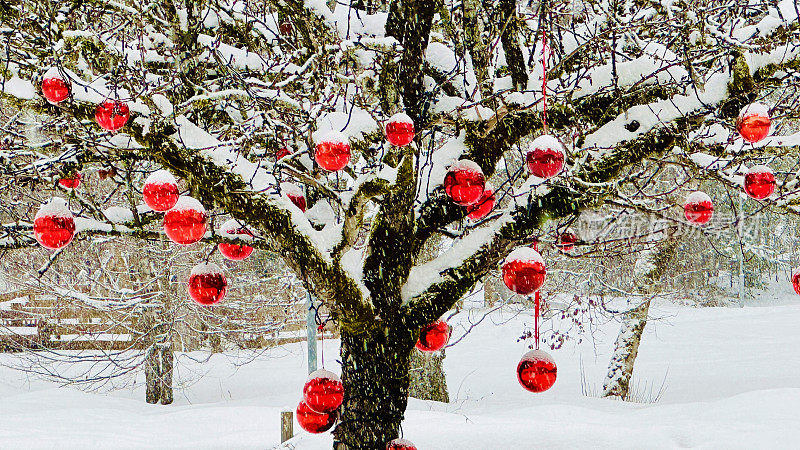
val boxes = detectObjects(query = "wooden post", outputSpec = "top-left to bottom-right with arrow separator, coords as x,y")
280,410 -> 293,443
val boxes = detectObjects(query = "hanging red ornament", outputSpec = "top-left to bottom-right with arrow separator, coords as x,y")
526,135 -> 565,179
386,438 -> 418,450
187,262 -> 227,306
95,100 -> 130,132
415,319 -> 450,352
281,182 -> 307,212
517,349 -> 557,393
683,191 -> 714,225
296,400 -> 337,434
556,232 -> 577,253
315,131 -> 351,172
793,269 -> 800,296
385,113 -> 415,147
466,185 -> 496,221
163,196 -> 207,245
279,21 -> 294,36
42,77 -> 70,104
276,147 -> 291,160
502,247 -> 546,295
303,369 -> 344,414
34,197 -> 75,250
58,172 -> 81,189
143,170 -> 180,212
218,219 -> 254,261
444,160 -> 485,206
743,165 -> 775,200
737,103 -> 771,144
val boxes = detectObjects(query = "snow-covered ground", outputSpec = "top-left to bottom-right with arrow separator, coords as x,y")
1,299 -> 800,449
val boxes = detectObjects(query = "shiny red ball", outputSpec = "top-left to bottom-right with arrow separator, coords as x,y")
58,172 -> 81,189
276,147 -> 291,160
415,320 -> 450,352
738,113 -> 771,144
444,161 -> 485,206
296,400 -> 337,434
502,247 -> 546,295
684,192 -> 713,225
385,115 -> 415,147
517,349 -> 557,393
163,198 -> 207,245
744,167 -> 775,200
526,136 -> 565,179
303,370 -> 344,414
42,77 -> 70,104
281,183 -> 307,212
144,183 -> 179,212
386,438 -> 417,450
793,270 -> 800,296
95,100 -> 130,132
466,188 -> 496,221
218,221 -> 254,261
556,232 -> 577,253
315,136 -> 351,171
187,263 -> 227,305
34,215 -> 75,250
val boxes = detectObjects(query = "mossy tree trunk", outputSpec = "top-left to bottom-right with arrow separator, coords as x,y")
408,348 -> 449,403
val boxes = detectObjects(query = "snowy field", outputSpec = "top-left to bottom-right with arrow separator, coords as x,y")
1,299 -> 800,449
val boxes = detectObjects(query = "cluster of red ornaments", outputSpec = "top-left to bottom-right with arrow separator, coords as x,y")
444,160 -> 496,219
41,72 -> 129,132
296,369 -> 344,434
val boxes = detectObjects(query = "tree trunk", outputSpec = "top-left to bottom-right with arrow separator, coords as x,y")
159,342 -> 174,405
333,331 -> 412,449
408,348 -> 449,402
145,344 -> 161,404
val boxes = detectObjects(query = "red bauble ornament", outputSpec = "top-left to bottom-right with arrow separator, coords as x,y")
143,170 -> 180,212
303,369 -> 344,414
743,165 -> 775,200
34,198 -> 75,250
444,160 -> 485,206
296,400 -> 337,434
187,262 -> 227,306
315,131 -> 351,172
517,349 -> 557,393
526,135 -> 565,179
737,103 -> 771,144
276,147 -> 291,160
281,182 -> 307,212
556,232 -> 577,253
387,438 -> 417,450
466,186 -> 496,221
502,247 -> 546,295
95,100 -> 130,132
416,319 -> 450,352
42,77 -> 70,104
793,269 -> 800,296
279,21 -> 294,36
684,191 -> 714,225
385,113 -> 415,147
58,172 -> 81,189
218,219 -> 254,261
163,196 -> 207,245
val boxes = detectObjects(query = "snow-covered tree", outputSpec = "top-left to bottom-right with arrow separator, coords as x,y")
1,0 -> 799,447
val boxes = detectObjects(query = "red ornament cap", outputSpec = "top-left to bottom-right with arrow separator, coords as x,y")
526,135 -> 565,179
444,159 -> 486,206
683,191 -> 714,225
187,262 -> 227,305
314,131 -> 351,172
415,319 -> 450,352
143,170 -> 180,212
281,182 -> 307,212
737,103 -> 771,144
502,247 -> 546,295
387,438 -> 417,450
163,196 -> 207,245
517,349 -> 557,393
743,165 -> 775,200
58,172 -> 82,189
42,77 -> 71,104
466,185 -> 496,221
34,197 -> 76,250
303,369 -> 344,414
385,112 -> 415,147
218,219 -> 255,261
95,100 -> 130,132
296,400 -> 337,434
